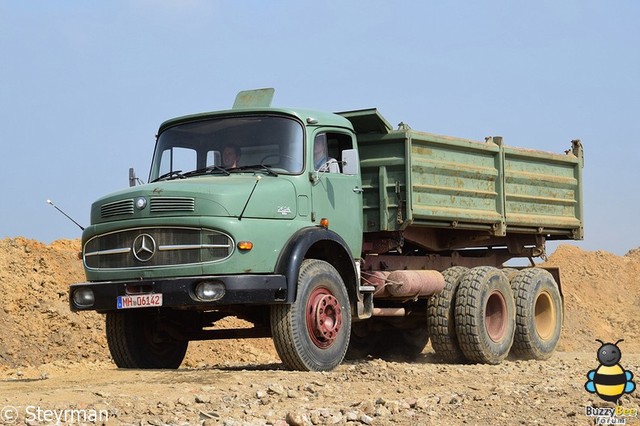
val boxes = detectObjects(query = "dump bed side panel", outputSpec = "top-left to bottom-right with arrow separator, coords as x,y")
503,145 -> 583,238
358,132 -> 583,239
409,132 -> 505,234
343,109 -> 583,241
358,131 -> 506,235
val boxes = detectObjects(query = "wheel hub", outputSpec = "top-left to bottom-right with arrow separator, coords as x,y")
534,290 -> 555,340
486,290 -> 507,342
306,287 -> 342,349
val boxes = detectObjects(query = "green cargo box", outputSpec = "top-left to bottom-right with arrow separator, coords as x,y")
340,109 -> 583,241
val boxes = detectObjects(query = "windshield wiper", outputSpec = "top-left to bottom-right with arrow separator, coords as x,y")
151,170 -> 184,183
229,164 -> 278,177
183,165 -> 231,177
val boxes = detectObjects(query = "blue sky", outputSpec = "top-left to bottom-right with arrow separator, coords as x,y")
1,1 -> 638,255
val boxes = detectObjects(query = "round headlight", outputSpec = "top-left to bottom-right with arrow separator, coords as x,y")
195,281 -> 225,301
73,288 -> 95,308
135,197 -> 147,210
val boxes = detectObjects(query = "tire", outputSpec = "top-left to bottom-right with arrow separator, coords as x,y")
427,266 -> 469,362
455,266 -> 515,364
270,259 -> 351,371
345,322 -> 377,360
106,309 -> 188,369
510,268 -> 563,360
346,319 -> 429,360
378,326 -> 430,359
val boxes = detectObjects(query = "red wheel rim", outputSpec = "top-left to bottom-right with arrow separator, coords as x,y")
306,287 -> 342,349
486,290 -> 507,342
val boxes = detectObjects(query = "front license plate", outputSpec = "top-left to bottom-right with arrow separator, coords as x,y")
117,294 -> 163,309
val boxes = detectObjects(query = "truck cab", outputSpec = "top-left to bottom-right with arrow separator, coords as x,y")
71,89 -> 369,371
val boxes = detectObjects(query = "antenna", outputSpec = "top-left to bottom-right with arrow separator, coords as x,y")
46,199 -> 85,231
238,176 -> 261,221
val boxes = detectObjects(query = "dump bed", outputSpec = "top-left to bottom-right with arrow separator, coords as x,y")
340,109 -> 583,240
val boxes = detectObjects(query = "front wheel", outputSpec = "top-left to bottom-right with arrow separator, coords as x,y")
106,309 -> 188,369
270,259 -> 351,371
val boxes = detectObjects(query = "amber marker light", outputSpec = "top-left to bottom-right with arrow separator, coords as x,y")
319,218 -> 329,228
237,241 -> 253,251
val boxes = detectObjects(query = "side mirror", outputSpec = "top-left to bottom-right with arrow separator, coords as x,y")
129,167 -> 145,186
342,149 -> 359,175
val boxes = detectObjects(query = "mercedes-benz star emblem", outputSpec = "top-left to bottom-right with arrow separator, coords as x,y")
132,234 -> 156,262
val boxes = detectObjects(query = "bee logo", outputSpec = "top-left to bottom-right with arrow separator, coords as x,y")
585,339 -> 636,403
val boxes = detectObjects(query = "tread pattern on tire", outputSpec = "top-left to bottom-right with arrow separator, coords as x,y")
455,266 -> 515,364
106,311 -> 137,368
106,310 -> 187,369
271,259 -> 317,370
427,266 -> 468,362
510,268 -> 563,360
271,301 -> 305,370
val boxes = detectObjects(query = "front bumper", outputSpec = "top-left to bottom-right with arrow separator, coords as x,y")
69,274 -> 288,312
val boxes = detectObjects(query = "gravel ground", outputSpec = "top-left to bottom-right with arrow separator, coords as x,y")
1,351 -> 639,425
2,239 -> 640,425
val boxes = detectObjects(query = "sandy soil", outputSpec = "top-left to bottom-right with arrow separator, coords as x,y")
0,238 -> 639,425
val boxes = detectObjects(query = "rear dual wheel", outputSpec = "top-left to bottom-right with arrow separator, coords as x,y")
427,266 -> 468,362
510,268 -> 563,360
455,266 -> 515,364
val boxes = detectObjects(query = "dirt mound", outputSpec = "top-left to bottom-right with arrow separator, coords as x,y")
1,238 -> 639,369
0,237 -> 105,369
543,244 -> 640,353
0,237 -> 278,370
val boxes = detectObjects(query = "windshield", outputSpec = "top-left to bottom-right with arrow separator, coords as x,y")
149,115 -> 304,181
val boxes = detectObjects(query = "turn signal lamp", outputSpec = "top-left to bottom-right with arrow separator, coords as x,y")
320,218 -> 329,229
238,241 -> 253,251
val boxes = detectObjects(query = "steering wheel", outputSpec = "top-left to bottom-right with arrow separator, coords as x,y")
260,154 -> 294,165
260,154 -> 303,171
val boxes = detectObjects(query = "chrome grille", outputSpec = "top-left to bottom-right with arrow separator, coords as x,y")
101,199 -> 134,218
84,227 -> 233,270
150,197 -> 195,212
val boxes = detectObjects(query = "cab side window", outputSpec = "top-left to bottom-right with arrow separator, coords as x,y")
314,132 -> 353,173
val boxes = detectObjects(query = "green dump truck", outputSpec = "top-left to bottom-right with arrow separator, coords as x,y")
70,89 -> 584,371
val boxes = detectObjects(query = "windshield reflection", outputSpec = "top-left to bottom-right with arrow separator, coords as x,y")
150,115 -> 304,181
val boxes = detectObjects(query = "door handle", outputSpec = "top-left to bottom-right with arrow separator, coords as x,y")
353,187 -> 364,194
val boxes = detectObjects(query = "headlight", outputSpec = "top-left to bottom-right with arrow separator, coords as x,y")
135,197 -> 147,210
194,281 -> 225,301
72,288 -> 95,308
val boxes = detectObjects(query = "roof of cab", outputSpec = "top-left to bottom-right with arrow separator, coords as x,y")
158,106 -> 355,134
158,88 -> 354,134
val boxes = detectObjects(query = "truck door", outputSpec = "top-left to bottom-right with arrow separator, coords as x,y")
310,131 -> 363,258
